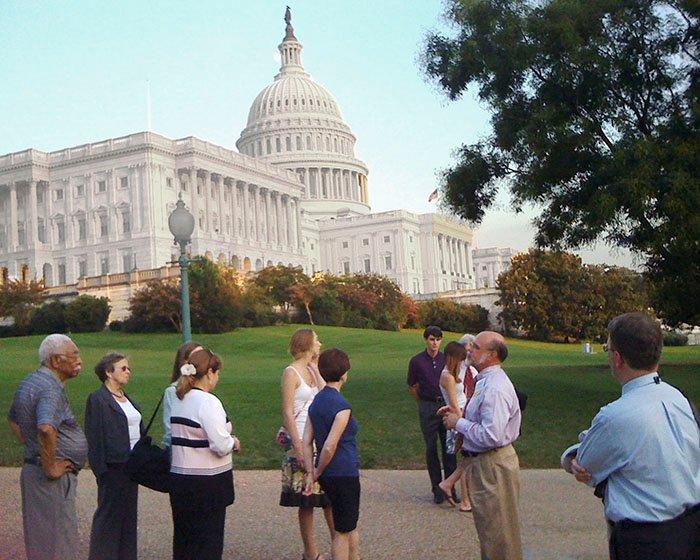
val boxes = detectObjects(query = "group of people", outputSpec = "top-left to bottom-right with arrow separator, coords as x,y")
7,311 -> 700,560
407,315 -> 699,560
8,330 -> 360,560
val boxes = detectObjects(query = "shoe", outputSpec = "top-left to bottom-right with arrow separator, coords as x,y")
432,488 -> 446,504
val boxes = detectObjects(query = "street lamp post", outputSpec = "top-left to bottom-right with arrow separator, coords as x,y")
168,195 -> 195,342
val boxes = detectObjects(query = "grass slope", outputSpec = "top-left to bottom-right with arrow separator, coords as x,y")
1,326 -> 698,470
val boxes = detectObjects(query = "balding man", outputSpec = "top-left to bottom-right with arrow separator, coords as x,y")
571,313 -> 700,560
442,331 -> 523,560
8,334 -> 88,560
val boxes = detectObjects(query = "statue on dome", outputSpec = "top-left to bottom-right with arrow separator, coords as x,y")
285,6 -> 291,25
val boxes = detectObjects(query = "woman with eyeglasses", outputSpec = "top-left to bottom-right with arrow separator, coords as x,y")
169,347 -> 240,560
85,352 -> 144,560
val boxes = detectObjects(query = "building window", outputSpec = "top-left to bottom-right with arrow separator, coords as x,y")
120,176 -> 129,189
482,265 -> 487,271
342,241 -> 348,249
166,177 -> 173,189
364,258 -> 371,273
55,188 -> 64,201
286,137 -> 292,151
100,214 -> 108,237
211,186 -> 216,199
36,191 -> 43,204
266,138 -> 272,154
384,254 -> 392,270
306,136 -> 312,150
342,261 -> 350,274
78,217 -> 86,241
122,253 -> 132,272
409,235 -> 413,243
310,243 -> 315,250
76,184 -> 85,197
383,235 -> 390,243
296,136 -> 302,150
37,219 -> 45,243
411,255 -> 415,270
276,137 -> 282,152
97,180 -> 106,193
363,238 -> 369,246
181,179 -> 188,192
78,259 -> 87,278
197,182 -> 202,195
57,263 -> 66,284
57,222 -> 65,244
100,255 -> 109,275
122,211 -> 131,234
17,223 -> 26,247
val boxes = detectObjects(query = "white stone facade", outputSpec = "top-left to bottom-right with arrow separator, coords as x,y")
0,11 -> 475,296
472,247 -> 516,289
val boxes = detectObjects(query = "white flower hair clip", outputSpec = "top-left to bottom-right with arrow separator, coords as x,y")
180,363 -> 197,377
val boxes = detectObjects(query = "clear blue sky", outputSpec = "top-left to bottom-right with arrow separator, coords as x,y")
0,0 -> 634,266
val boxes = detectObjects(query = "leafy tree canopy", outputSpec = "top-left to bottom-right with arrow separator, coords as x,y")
422,0 -> 699,325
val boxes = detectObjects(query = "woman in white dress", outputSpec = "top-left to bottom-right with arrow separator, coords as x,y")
280,329 -> 334,560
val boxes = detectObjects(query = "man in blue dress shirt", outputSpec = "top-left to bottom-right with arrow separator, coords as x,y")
572,312 -> 700,560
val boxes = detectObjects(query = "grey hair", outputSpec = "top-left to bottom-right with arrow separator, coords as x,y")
458,333 -> 476,346
39,334 -> 74,366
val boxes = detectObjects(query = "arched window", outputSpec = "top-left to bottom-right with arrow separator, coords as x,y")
276,137 -> 282,152
266,138 -> 272,154
286,137 -> 292,151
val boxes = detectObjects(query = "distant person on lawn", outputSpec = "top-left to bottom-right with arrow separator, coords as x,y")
441,331 -> 523,560
8,334 -> 88,560
571,313 -> 700,560
407,325 -> 456,504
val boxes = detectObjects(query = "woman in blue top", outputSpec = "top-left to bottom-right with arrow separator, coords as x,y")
303,348 -> 360,560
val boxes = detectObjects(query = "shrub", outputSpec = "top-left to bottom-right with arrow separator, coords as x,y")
109,320 -> 124,332
30,300 -> 67,334
64,295 -> 111,333
417,299 -> 490,334
663,331 -> 688,346
124,281 -> 183,333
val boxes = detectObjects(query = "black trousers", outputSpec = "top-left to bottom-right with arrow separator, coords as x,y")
418,399 -> 456,492
170,498 -> 227,560
608,504 -> 700,560
88,464 -> 138,560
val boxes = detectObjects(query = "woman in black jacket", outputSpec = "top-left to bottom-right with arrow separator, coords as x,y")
85,352 -> 144,560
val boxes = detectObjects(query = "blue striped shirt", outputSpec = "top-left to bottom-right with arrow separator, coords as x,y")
577,373 -> 700,522
8,367 -> 87,469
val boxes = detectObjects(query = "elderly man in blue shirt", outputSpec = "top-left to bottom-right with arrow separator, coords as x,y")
571,312 -> 700,560
442,330 -> 523,560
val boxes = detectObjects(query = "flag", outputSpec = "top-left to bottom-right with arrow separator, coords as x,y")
428,189 -> 438,203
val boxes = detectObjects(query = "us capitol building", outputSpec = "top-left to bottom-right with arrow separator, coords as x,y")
0,11 -> 475,301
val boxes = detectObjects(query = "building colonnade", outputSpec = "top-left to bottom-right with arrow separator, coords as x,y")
291,166 -> 368,204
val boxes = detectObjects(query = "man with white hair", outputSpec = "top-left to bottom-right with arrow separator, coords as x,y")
8,334 -> 88,560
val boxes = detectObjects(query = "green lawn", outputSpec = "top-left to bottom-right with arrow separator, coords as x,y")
1,326 -> 698,469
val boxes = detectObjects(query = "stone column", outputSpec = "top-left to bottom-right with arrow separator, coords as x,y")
285,196 -> 294,249
294,197 -> 302,252
275,193 -> 284,246
189,167 -> 199,237
216,175 -> 225,236
128,166 -> 140,232
264,189 -> 273,244
28,181 -> 39,248
8,181 -> 18,251
242,182 -> 250,240
202,171 -> 211,234
252,185 -> 260,242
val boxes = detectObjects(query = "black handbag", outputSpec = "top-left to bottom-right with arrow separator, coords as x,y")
125,393 -> 170,493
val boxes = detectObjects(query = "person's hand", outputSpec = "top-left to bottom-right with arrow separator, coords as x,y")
293,441 -> 305,469
302,469 -> 316,496
232,436 -> 241,453
442,411 -> 460,430
454,433 -> 464,450
44,458 -> 75,480
437,405 -> 451,416
570,459 -> 591,483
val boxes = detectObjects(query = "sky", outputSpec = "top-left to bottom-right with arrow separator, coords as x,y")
0,0 -> 636,267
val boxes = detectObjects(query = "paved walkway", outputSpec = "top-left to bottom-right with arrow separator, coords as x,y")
0,468 -> 608,559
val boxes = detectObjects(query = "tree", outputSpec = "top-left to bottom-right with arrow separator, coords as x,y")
497,249 -> 648,341
187,257 -> 242,333
65,295 -> 111,333
422,0 -> 699,325
253,265 -> 309,307
288,278 -> 320,325
30,300 -> 68,334
0,280 -> 45,335
124,281 -> 184,333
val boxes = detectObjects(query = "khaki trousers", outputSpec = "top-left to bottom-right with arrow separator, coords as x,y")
464,444 -> 523,560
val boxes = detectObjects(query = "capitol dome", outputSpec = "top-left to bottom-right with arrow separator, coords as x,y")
237,9 -> 370,219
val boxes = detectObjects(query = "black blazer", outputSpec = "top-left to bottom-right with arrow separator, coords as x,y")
85,384 -> 145,477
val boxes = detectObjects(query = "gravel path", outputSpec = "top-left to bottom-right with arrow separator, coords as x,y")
0,468 -> 608,559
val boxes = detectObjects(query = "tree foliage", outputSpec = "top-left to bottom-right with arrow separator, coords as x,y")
64,295 -> 111,333
497,249 -> 649,341
30,300 -> 68,334
253,265 -> 308,307
416,299 -> 490,334
422,0 -> 699,325
0,280 -> 45,335
125,281 -> 184,333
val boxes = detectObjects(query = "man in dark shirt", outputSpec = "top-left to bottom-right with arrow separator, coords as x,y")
407,325 -> 456,503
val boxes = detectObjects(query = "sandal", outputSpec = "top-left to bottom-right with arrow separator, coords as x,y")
459,504 -> 472,512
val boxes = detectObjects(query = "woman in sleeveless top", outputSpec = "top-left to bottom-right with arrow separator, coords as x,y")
438,341 -> 472,512
281,329 -> 334,560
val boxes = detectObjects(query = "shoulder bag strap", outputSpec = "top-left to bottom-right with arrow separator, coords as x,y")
143,393 -> 165,437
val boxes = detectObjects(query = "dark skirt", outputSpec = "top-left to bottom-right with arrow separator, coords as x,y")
279,452 -> 331,508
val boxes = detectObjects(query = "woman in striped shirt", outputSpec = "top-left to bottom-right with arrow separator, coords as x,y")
169,348 -> 240,560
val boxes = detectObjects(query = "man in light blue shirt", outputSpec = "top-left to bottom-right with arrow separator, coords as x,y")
572,312 -> 700,560
443,331 -> 522,560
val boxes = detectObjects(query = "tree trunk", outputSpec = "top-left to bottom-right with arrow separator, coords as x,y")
304,302 -> 314,325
